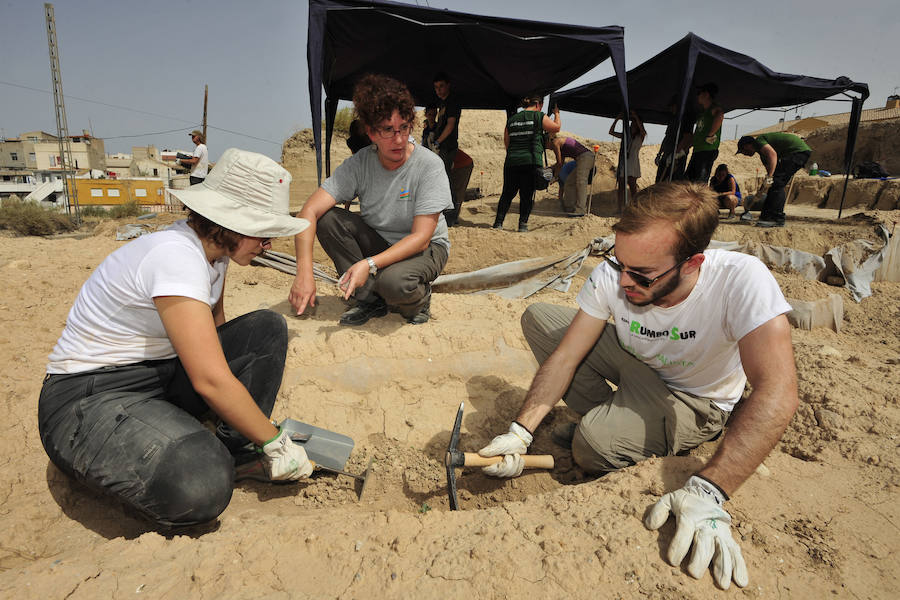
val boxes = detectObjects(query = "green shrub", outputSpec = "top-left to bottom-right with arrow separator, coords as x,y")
108,201 -> 143,219
331,106 -> 355,135
79,205 -> 108,218
0,199 -> 76,236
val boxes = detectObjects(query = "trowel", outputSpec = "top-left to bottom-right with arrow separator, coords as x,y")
234,419 -> 373,499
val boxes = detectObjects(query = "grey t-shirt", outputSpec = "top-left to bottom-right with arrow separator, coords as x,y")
322,144 -> 452,249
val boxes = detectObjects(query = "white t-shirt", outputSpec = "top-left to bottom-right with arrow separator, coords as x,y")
576,249 -> 792,412
192,143 -> 209,178
47,220 -> 228,374
617,132 -> 645,179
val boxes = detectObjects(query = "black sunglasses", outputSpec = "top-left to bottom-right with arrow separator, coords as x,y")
599,244 -> 693,288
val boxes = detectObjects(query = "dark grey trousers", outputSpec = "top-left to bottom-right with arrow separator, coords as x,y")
316,207 -> 448,318
38,310 -> 287,528
760,150 -> 811,224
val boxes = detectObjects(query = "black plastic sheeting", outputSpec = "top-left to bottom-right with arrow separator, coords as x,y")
550,32 -> 868,206
550,32 -> 868,126
308,0 -> 629,183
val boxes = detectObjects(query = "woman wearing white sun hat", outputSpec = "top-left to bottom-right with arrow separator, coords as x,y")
39,148 -> 313,528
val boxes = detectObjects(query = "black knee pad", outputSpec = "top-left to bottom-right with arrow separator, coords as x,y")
145,431 -> 234,527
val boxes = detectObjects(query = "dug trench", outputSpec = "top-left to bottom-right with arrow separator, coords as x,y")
217,207 -> 897,518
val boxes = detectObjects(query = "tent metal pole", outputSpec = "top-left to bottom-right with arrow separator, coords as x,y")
667,119 -> 684,183
837,172 -> 851,219
838,94 -> 864,218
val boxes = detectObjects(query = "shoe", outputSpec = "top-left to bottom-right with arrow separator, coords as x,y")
339,297 -> 388,326
407,297 -> 431,325
739,212 -> 754,222
755,220 -> 784,228
551,422 -> 577,448
491,221 -> 503,230
517,224 -> 529,233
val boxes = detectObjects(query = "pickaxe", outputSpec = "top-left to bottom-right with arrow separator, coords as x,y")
444,402 -> 554,510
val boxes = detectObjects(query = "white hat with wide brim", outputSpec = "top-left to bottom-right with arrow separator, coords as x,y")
169,147 -> 309,238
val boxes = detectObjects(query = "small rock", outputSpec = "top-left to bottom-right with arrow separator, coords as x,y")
817,345 -> 842,358
814,408 -> 843,431
354,540 -> 363,551
867,455 -> 880,465
755,463 -> 771,477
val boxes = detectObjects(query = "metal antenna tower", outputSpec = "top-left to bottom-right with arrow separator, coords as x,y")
44,3 -> 80,224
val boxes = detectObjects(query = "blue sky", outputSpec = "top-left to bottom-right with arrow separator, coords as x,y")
2,0 -> 897,161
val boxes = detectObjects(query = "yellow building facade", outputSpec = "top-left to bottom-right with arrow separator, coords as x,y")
69,178 -> 166,206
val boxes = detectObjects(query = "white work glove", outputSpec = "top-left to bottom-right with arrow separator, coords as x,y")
478,421 -> 533,478
259,428 -> 314,481
765,176 -> 774,185
705,134 -> 717,144
674,149 -> 687,160
645,475 -> 749,590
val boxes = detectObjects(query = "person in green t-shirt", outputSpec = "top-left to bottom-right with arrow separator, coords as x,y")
685,82 -> 724,183
492,96 -> 561,232
737,132 -> 812,228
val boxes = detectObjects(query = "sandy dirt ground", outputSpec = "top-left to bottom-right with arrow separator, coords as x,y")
1,112 -> 898,599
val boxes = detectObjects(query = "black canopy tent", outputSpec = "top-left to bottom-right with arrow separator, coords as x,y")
549,32 -> 868,212
308,0 -> 629,183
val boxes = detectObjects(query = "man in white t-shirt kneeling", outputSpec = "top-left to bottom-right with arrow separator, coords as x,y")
479,182 -> 798,590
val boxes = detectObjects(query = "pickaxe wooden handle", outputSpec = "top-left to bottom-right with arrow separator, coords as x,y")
455,452 -> 555,469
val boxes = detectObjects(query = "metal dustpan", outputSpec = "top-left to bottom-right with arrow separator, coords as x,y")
279,418 -> 354,472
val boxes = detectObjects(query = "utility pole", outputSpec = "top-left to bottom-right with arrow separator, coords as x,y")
202,85 -> 208,144
44,3 -> 80,224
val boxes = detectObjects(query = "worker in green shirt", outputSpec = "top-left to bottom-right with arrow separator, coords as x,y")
685,82 -> 724,183
737,132 -> 812,228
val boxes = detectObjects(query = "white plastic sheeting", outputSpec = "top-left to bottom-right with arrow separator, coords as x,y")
251,228 -> 894,304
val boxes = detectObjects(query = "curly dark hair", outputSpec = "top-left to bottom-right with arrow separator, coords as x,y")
186,209 -> 243,252
352,74 -> 417,131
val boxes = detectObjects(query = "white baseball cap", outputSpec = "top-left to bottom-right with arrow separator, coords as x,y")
169,148 -> 309,238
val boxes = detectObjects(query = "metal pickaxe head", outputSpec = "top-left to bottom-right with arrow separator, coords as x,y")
443,402 -> 555,511
444,402 -> 465,510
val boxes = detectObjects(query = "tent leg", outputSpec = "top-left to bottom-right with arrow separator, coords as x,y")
838,172 -> 851,219
586,149 -> 597,216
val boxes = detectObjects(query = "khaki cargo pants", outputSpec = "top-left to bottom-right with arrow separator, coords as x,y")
521,303 -> 727,474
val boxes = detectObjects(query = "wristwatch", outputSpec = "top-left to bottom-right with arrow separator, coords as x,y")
366,257 -> 377,275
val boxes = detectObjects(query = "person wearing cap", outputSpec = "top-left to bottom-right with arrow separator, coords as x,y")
38,148 -> 313,528
736,133 -> 812,228
685,83 -> 724,184
289,73 -> 452,326
478,182 -> 798,590
179,130 -> 209,185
